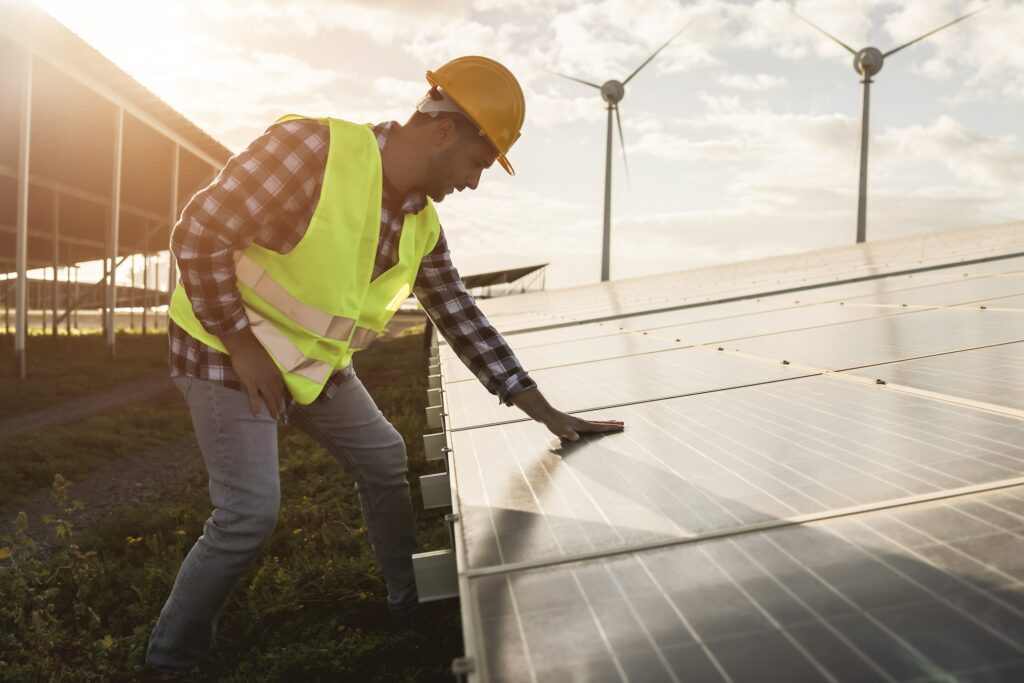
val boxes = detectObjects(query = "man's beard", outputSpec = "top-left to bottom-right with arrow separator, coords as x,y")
424,146 -> 459,202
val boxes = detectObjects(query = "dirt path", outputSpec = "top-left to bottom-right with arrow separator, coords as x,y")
2,436 -> 202,556
0,373 -> 176,438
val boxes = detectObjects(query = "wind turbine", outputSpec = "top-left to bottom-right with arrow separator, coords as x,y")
551,23 -> 691,282
792,6 -> 986,243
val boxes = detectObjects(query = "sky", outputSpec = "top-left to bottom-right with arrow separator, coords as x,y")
29,0 -> 1024,289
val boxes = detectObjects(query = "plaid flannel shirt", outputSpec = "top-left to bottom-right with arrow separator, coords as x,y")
168,118 -> 535,405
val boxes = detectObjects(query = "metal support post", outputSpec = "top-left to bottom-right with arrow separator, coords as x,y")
142,236 -> 149,334
14,49 -> 32,377
129,252 -> 135,330
51,190 -> 59,336
107,106 -> 124,355
601,103 -> 613,282
856,77 -> 871,244
65,245 -> 71,335
73,265 -> 79,330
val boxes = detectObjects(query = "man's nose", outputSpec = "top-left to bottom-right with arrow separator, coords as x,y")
467,169 -> 482,191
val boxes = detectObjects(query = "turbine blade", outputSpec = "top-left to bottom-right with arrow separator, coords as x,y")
614,104 -> 631,191
790,8 -> 857,56
883,5 -> 987,58
544,68 -> 602,89
622,20 -> 693,86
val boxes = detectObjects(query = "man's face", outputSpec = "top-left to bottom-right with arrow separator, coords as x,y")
423,123 -> 498,203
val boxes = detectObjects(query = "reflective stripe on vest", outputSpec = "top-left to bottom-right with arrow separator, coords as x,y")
238,252 -> 381,353
349,327 -> 378,350
234,252 -> 355,341
246,306 -> 334,384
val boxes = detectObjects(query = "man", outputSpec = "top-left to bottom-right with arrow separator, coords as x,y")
146,56 -> 623,673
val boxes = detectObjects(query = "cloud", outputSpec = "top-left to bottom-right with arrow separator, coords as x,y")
716,73 -> 788,91
876,115 -> 1024,188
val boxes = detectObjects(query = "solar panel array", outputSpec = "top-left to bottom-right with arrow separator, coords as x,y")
427,222 -> 1024,682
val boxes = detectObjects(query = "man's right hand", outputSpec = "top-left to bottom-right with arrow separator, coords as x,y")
220,328 -> 286,419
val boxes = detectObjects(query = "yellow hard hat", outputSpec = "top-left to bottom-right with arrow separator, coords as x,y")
425,56 -> 525,176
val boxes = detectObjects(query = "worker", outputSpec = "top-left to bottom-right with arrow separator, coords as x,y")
145,56 -> 624,674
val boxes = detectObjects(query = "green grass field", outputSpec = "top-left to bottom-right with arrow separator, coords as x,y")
0,332 -> 173,418
0,328 -> 463,682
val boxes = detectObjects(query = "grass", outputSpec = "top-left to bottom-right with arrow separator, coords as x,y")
0,325 -> 464,681
0,392 -> 192,510
0,331 -> 172,419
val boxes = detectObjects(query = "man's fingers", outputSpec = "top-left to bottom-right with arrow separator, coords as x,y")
562,429 -> 580,442
578,419 -> 625,433
247,386 -> 262,417
259,384 -> 280,420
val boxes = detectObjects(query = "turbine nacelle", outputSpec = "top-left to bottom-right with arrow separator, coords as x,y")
601,80 -> 625,105
855,47 -> 884,78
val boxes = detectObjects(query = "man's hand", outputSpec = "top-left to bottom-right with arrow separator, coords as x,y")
220,328 -> 286,419
511,387 -> 624,442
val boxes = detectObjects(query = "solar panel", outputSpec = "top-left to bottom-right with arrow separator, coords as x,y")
423,223 -> 1024,682
465,486 -> 1024,682
449,376 -> 1024,572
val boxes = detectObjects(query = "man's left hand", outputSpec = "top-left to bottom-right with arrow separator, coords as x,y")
511,387 -> 624,441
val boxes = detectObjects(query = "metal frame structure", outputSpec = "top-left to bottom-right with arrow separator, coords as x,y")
1,2 -> 232,375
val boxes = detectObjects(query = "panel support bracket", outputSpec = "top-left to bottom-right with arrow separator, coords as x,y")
412,549 -> 458,602
420,472 -> 451,509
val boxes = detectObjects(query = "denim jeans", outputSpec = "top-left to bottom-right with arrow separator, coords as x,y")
146,369 -> 419,670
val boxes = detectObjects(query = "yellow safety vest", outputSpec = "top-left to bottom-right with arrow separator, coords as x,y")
170,116 -> 441,404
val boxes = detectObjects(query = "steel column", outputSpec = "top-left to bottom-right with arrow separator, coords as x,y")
167,144 -> 179,327
65,245 -> 71,335
107,107 -> 124,354
14,48 -> 32,377
51,190 -> 59,336
856,77 -> 871,244
142,239 -> 149,334
600,104 -> 613,282
130,252 -> 136,330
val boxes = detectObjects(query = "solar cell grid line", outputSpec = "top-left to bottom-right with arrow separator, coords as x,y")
732,381 -> 1024,485
956,290 -> 1024,311
467,254 -> 1024,343
474,238 -> 1024,320
480,267 -> 1022,353
440,333 -> 684,383
449,377 -> 1024,573
726,309 -> 1024,372
755,379 -> 1024,463
477,250 -> 1024,336
461,268 -> 1024,371
843,342 -> 1024,412
625,303 -> 932,350
835,274 -> 1024,307
443,348 -> 817,431
465,487 -> 1024,682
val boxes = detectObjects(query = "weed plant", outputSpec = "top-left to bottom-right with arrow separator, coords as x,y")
1,328 -> 462,681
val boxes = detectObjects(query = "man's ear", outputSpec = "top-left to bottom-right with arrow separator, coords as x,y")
432,117 -> 458,148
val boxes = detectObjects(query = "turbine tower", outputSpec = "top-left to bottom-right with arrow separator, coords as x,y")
551,23 -> 691,281
793,6 -> 985,243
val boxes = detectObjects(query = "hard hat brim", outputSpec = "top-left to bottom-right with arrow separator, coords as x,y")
426,69 -> 517,176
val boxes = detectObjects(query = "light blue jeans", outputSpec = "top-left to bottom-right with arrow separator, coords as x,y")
146,369 -> 419,670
